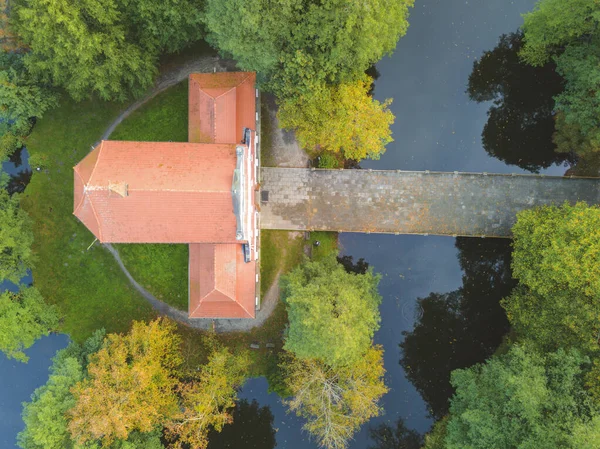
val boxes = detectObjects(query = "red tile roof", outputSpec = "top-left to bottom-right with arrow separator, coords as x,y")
73,140 -> 239,243
189,243 -> 256,318
189,72 -> 256,144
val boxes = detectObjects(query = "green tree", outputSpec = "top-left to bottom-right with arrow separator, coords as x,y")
520,0 -> 600,156
18,330 -> 105,449
278,77 -> 394,160
281,254 -> 382,368
0,286 -> 58,362
204,0 -> 413,93
0,51 -> 58,125
165,347 -> 249,449
421,418 -> 448,449
0,188 -> 34,283
68,319 -> 182,446
446,345 -> 599,449
285,347 -> 389,449
520,0 -> 599,67
11,0 -> 157,101
511,202 -> 600,297
505,203 -> 600,352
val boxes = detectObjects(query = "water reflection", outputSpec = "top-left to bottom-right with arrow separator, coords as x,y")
467,32 -> 571,172
2,147 -> 32,194
207,399 -> 276,449
368,419 -> 422,449
400,237 -> 514,419
337,255 -> 370,274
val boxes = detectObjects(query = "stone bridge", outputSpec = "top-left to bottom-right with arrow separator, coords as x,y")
259,168 -> 600,237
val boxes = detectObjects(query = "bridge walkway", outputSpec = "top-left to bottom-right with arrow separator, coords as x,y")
259,168 -> 600,237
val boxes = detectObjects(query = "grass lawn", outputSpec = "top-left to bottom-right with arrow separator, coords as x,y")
110,80 -> 188,142
21,95 -> 156,342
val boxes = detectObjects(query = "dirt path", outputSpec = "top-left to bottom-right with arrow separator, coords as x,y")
99,53 -> 290,332
262,93 -> 310,168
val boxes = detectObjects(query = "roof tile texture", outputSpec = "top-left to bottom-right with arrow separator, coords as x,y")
189,243 -> 256,318
73,140 -> 239,243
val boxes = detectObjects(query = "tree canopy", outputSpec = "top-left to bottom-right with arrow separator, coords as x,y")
503,203 -> 600,352
165,347 -> 249,449
68,319 -> 182,446
0,286 -> 59,362
285,346 -> 388,449
10,0 -> 204,101
0,52 -> 58,123
18,330 -> 105,449
204,0 -> 413,94
511,202 -> 600,298
278,77 -> 394,160
0,188 -> 34,283
446,345 -> 599,449
521,0 -> 600,156
281,254 -> 382,368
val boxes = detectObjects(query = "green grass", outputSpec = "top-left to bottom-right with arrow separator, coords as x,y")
116,244 -> 189,310
21,95 -> 156,342
308,231 -> 339,261
111,80 -> 188,142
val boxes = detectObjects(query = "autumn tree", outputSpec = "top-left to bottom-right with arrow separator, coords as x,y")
0,188 -> 34,283
281,254 -> 382,368
446,345 -> 600,449
165,347 -> 249,449
278,77 -> 394,160
284,346 -> 389,449
18,330 -> 105,449
0,286 -> 59,362
520,0 -> 600,156
68,319 -> 182,446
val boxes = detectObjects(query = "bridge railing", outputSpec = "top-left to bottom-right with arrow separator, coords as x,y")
302,167 -> 600,181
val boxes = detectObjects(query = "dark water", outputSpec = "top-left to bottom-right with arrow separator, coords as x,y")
0,0 -> 571,448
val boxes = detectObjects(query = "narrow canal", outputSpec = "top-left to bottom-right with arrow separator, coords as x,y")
1,0 -> 571,447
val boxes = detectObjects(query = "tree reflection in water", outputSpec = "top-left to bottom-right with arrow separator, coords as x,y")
400,237 -> 515,419
467,32 -> 572,172
206,399 -> 276,449
367,419 -> 422,449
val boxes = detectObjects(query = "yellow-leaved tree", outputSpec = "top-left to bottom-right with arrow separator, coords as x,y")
278,76 -> 395,161
165,347 -> 249,449
284,346 -> 389,449
68,318 -> 182,446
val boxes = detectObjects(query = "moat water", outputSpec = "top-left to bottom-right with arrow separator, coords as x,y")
1,0 -> 572,447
